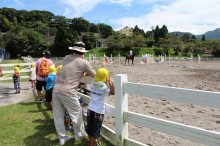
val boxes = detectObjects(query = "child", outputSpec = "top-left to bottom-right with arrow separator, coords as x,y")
29,63 -> 36,89
12,67 -> 21,94
45,65 -> 56,110
86,68 -> 114,146
55,65 -> 73,131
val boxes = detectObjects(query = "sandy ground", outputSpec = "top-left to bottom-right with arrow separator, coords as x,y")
54,58 -> 220,145
100,59 -> 220,146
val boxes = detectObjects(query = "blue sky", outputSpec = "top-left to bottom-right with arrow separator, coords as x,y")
1,0 -> 220,35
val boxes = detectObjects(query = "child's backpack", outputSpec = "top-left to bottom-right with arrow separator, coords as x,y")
38,58 -> 49,77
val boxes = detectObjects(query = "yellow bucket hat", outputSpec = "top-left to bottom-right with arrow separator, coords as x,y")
31,63 -> 35,68
49,65 -> 56,74
14,67 -> 19,73
56,65 -> 62,75
94,68 -> 109,82
14,64 -> 19,67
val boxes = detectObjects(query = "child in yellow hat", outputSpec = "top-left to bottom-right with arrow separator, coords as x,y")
12,67 -> 21,94
86,68 -> 114,146
45,65 -> 56,110
29,63 -> 36,89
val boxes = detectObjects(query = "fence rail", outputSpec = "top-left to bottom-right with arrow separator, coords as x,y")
79,74 -> 220,146
0,57 -> 33,81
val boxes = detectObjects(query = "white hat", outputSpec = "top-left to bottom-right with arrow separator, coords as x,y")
69,41 -> 88,53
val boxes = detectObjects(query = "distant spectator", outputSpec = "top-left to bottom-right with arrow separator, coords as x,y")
29,63 -> 36,89
12,67 -> 21,94
36,51 -> 54,103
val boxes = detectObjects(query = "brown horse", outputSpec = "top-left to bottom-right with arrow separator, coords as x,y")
125,52 -> 137,66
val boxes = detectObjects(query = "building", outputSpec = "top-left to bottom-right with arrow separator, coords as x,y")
204,49 -> 213,56
120,27 -> 133,36
0,46 -> 6,61
96,39 -> 107,47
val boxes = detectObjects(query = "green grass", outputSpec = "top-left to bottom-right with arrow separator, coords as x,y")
0,95 -> 114,146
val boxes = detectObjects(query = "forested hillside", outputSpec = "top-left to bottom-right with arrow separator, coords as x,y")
0,7 -> 220,58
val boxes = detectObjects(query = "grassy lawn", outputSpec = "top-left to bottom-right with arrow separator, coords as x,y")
0,95 -> 114,146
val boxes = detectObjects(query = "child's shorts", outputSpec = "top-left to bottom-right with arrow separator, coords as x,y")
14,82 -> 20,90
86,109 -> 104,138
36,80 -> 46,91
46,88 -> 53,102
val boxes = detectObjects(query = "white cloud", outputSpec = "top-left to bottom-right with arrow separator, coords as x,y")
60,0 -> 165,18
110,0 -> 220,34
61,0 -> 104,18
13,0 -> 25,7
109,0 -> 133,7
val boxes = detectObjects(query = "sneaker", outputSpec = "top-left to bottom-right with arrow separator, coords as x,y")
44,99 -> 48,103
74,131 -> 87,141
59,135 -> 71,145
65,125 -> 73,131
37,99 -> 43,103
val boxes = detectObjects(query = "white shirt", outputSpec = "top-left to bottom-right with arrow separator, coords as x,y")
88,81 -> 110,114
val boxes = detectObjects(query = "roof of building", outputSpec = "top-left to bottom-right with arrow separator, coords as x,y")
205,49 -> 213,53
97,39 -> 106,43
42,36 -> 55,42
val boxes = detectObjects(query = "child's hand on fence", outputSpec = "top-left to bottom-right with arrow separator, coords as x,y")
107,78 -> 113,84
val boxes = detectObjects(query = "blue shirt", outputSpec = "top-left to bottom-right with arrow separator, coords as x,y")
45,73 -> 56,90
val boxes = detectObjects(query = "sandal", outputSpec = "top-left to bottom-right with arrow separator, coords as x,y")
95,139 -> 101,146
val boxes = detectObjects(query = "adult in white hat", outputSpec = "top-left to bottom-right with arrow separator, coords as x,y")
52,41 -> 96,145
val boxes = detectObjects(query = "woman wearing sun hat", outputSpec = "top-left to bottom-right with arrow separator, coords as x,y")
52,41 -> 96,145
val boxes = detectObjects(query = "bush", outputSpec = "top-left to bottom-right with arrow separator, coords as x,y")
154,47 -> 164,56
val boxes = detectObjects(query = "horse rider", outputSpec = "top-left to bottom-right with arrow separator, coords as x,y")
129,50 -> 133,58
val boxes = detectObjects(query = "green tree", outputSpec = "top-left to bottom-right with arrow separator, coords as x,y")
106,33 -> 123,52
53,26 -> 78,56
0,7 -> 17,22
159,25 -> 168,38
153,25 -> 160,44
133,34 -> 145,47
168,48 -> 175,56
182,33 -> 193,43
98,23 -> 113,39
5,28 -> 43,57
71,17 -> 90,35
82,32 -> 97,50
133,25 -> 145,37
158,34 -> 183,54
202,35 -> 206,41
89,23 -> 99,33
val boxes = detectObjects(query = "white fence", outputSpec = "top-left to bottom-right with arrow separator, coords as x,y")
79,74 -> 220,146
0,57 -> 33,81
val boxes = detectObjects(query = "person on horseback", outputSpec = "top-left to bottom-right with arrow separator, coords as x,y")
129,50 -> 133,58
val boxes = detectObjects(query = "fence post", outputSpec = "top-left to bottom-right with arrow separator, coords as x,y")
114,74 -> 128,146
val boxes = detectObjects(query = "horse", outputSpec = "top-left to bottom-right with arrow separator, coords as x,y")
125,52 -> 137,66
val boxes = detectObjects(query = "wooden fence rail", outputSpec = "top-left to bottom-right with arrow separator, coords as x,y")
79,74 -> 220,146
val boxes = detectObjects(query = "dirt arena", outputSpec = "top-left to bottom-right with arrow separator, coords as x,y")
55,59 -> 220,146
